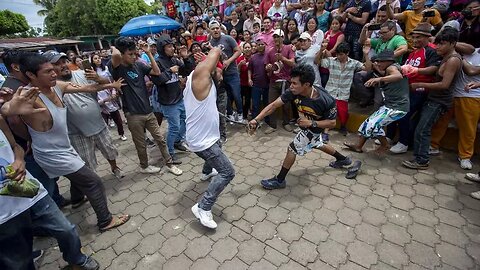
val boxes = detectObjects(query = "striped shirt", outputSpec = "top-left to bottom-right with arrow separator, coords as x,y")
321,57 -> 363,101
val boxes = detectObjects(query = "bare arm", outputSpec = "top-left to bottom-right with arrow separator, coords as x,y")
359,25 -> 370,46
386,0 -> 405,21
328,34 -> 344,55
138,42 -> 161,76
253,96 -> 285,122
0,116 -> 26,182
393,44 -> 408,59
58,79 -> 124,94
191,48 -> 222,101
111,46 -> 122,68
225,45 -> 242,68
418,65 -> 438,75
413,57 -> 462,90
456,42 -> 475,55
347,11 -> 369,25
463,59 -> 480,76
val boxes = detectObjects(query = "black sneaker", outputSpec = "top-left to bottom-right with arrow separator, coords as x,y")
69,256 -> 100,270
174,141 -> 190,152
329,157 -> 352,168
339,126 -> 348,136
261,176 -> 286,190
402,159 -> 429,170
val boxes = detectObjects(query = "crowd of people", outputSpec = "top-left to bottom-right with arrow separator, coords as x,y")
0,0 -> 480,268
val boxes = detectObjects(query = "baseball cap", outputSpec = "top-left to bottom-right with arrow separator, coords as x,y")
273,29 -> 285,37
42,50 -> 68,63
208,20 -> 221,29
299,32 -> 312,41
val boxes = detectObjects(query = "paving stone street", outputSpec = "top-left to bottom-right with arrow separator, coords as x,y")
36,124 -> 480,270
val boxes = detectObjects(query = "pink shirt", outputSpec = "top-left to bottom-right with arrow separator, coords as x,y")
256,30 -> 274,48
265,44 -> 295,82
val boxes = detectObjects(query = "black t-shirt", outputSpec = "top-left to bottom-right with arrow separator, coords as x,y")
281,86 -> 337,134
2,76 -> 24,91
108,61 -> 152,115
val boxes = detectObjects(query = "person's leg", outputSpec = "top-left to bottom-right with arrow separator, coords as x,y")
430,105 -> 454,150
225,73 -> 243,117
267,82 -> 280,129
396,91 -> 427,146
242,86 -> 251,119
281,82 -> 293,126
353,71 -> 374,106
251,86 -> 261,119
411,102 -> 445,165
0,210 -> 34,270
160,103 -> 180,156
216,91 -> 228,141
455,97 -> 480,160
144,112 -> 173,164
70,134 -> 97,171
320,71 -> 329,88
126,113 -> 149,168
336,99 -> 349,128
261,87 -> 271,124
30,196 -> 87,266
101,112 -> 110,125
110,110 -> 125,136
154,112 -> 164,127
177,100 -> 187,143
350,34 -> 363,61
195,142 -> 235,211
93,128 -> 119,172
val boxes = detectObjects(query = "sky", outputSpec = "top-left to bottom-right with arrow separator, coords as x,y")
0,0 -> 45,29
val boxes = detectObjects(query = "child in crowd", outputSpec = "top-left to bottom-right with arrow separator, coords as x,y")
320,42 -> 364,139
252,22 -> 261,40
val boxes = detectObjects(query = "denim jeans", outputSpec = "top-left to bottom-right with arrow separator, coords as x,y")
25,154 -> 64,206
223,72 -> 243,116
386,90 -> 427,146
251,86 -> 269,121
345,33 -> 363,61
195,141 -> 235,211
0,196 -> 87,269
159,100 -> 187,156
217,91 -> 227,141
413,101 -> 446,164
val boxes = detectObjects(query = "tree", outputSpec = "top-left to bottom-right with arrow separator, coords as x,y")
45,0 -> 154,37
33,0 -> 58,16
0,10 -> 30,36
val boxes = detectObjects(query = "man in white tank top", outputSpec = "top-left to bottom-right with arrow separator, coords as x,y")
184,48 -> 236,229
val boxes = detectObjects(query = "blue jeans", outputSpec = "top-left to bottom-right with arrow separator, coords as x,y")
223,72 -> 243,116
0,196 -> 87,269
413,101 -> 446,164
160,100 -> 187,156
251,86 -> 269,121
195,141 -> 235,211
387,91 -> 427,146
25,155 -> 64,206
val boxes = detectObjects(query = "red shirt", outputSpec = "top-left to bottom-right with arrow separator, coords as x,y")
236,55 -> 251,86
404,44 -> 441,90
265,44 -> 295,82
166,1 -> 177,18
194,35 -> 208,43
259,0 -> 274,19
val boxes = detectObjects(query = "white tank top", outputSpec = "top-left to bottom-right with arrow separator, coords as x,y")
183,72 -> 220,152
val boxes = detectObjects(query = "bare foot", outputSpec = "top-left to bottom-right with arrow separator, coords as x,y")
99,214 -> 130,232
343,142 -> 363,153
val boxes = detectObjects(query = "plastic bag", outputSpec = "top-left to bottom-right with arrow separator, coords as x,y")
0,165 -> 39,198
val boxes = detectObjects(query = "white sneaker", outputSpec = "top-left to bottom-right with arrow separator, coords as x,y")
191,203 -> 217,229
112,168 -> 124,179
459,158 -> 473,170
471,191 -> 480,200
140,165 -> 161,174
390,142 -> 408,154
120,135 -> 127,141
167,165 -> 183,175
466,173 -> 480,182
200,168 -> 218,181
109,120 -> 115,128
236,114 -> 246,124
429,146 -> 441,156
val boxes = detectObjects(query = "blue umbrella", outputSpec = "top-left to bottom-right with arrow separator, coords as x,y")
119,14 -> 182,36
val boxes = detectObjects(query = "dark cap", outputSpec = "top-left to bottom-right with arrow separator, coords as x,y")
372,49 -> 395,62
42,50 -> 68,63
411,23 -> 432,37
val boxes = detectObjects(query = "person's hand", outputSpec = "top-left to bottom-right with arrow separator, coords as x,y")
146,81 -> 154,91
346,7 -> 358,14
265,63 -> 273,72
465,81 -> 480,92
194,51 -> 206,63
297,117 -> 312,128
7,159 -> 26,183
2,86 -> 47,116
138,41 -> 152,54
179,46 -> 189,58
365,78 -> 382,87
84,68 -> 100,81
170,65 -> 179,73
111,78 -> 126,90
362,44 -> 371,55
238,59 -> 246,67
248,79 -> 254,87
247,119 -> 259,135
0,87 -> 14,103
223,59 -> 231,70
275,53 -> 283,61
401,65 -> 418,76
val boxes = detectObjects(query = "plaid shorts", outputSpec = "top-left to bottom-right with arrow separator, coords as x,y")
69,127 -> 118,170
289,129 -> 323,156
358,106 -> 407,138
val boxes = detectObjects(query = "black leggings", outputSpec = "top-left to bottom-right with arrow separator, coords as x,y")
101,110 -> 124,136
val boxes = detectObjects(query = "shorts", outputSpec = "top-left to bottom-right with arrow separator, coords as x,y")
358,105 -> 407,138
69,127 -> 118,170
289,129 -> 323,156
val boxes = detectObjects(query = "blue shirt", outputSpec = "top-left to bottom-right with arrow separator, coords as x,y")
224,4 -> 236,17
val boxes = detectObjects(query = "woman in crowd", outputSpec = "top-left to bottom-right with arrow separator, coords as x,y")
314,0 -> 330,33
224,10 -> 244,34
305,16 -> 324,45
284,18 -> 300,44
320,15 -> 345,87
229,28 -> 241,45
237,42 -> 254,121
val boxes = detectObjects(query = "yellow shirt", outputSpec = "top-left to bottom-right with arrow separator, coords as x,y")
402,9 -> 442,49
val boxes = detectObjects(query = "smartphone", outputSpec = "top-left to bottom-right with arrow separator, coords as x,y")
367,24 -> 381,31
423,10 -> 435,17
82,59 -> 92,70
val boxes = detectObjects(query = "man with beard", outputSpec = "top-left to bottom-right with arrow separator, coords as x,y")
41,51 -> 124,180
12,52 -> 130,232
151,35 -> 189,162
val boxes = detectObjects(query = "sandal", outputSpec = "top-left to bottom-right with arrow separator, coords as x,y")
346,161 -> 362,179
343,142 -> 363,153
99,214 -> 130,232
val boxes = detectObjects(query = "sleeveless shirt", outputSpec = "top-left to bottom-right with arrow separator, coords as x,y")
183,73 -> 220,152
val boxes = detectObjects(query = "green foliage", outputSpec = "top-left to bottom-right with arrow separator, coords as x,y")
0,10 -> 30,35
32,0 -> 58,16
44,0 -> 155,37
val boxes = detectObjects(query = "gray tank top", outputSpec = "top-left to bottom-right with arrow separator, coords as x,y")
25,87 -> 85,178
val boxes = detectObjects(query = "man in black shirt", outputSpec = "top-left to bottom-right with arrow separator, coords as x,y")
248,64 -> 352,189
108,37 -> 182,175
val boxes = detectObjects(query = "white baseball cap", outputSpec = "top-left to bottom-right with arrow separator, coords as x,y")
299,32 -> 312,41
273,29 -> 285,37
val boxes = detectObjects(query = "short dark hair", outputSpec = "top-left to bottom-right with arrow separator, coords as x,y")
253,22 -> 261,28
19,52 -> 49,76
290,64 -> 315,86
378,5 -> 387,12
263,17 -> 272,22
335,42 -> 350,54
381,20 -> 397,34
1,50 -> 24,72
434,27 -> 459,44
290,33 -> 300,42
115,37 -> 136,54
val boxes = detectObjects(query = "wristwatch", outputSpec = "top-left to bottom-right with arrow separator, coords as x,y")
311,120 -> 318,128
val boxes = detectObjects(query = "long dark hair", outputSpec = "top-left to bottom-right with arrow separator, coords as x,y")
90,53 -> 106,72
284,18 -> 299,36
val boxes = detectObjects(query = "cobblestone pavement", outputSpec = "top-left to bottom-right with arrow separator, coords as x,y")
36,124 -> 480,270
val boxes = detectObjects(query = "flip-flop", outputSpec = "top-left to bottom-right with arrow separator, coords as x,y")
343,142 -> 364,153
346,161 -> 362,179
99,214 -> 130,232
